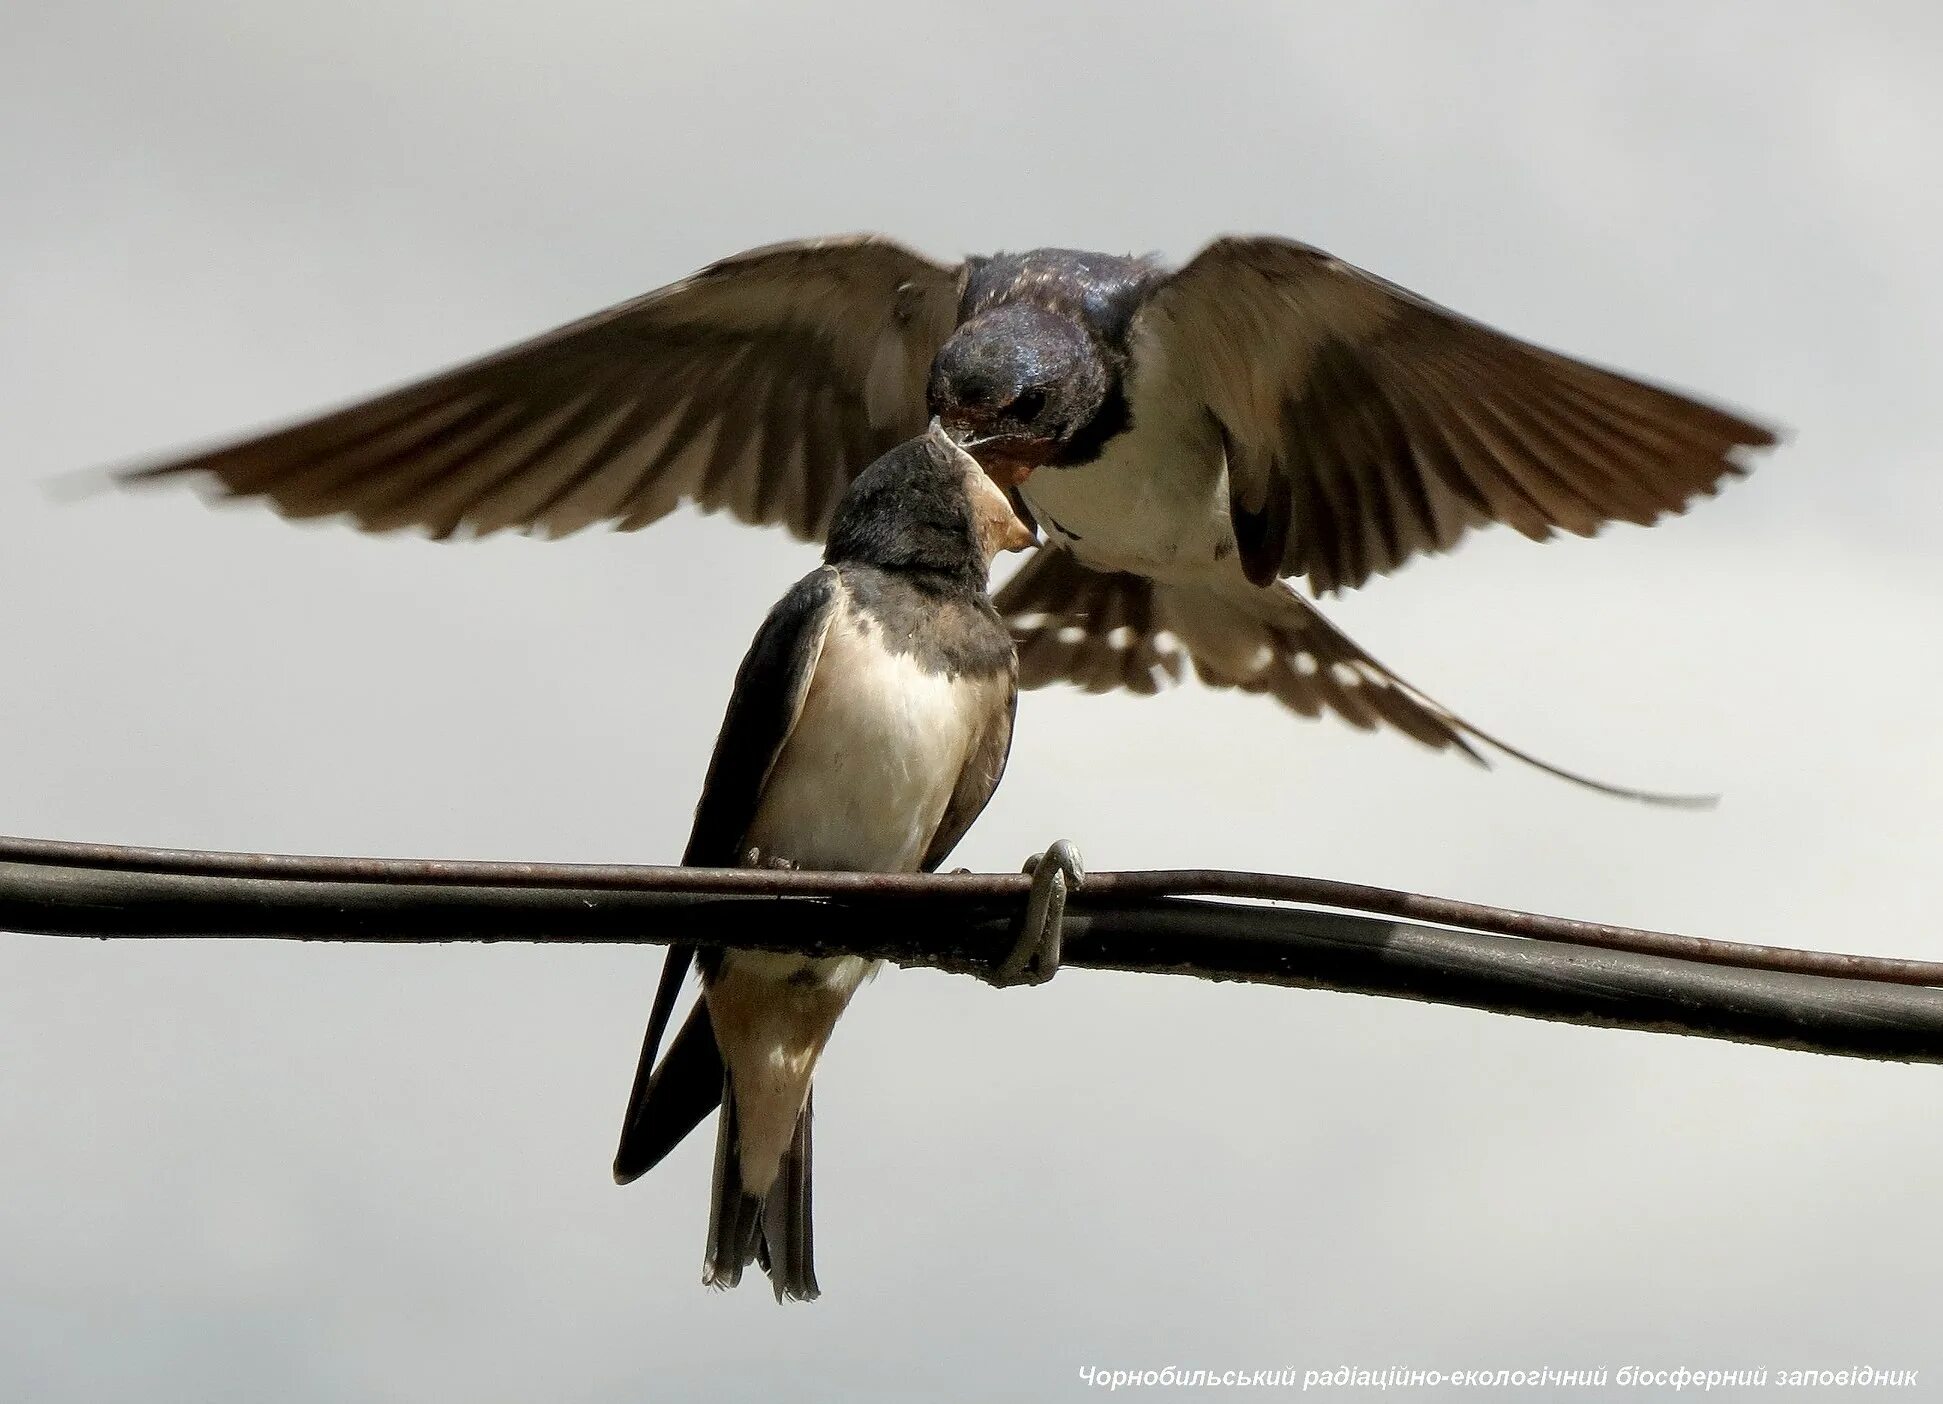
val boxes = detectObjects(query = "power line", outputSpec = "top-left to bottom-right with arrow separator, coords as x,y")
3,832 -> 1940,1064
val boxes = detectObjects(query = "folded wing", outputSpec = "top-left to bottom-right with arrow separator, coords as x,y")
613,567 -> 841,1186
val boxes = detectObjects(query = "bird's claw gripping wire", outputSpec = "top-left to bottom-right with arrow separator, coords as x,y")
992,840 -> 1083,987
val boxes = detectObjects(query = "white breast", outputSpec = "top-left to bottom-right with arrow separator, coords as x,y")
1018,335 -> 1237,583
742,599 -> 992,875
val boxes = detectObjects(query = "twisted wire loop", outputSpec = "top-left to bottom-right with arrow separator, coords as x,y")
993,840 -> 1085,986
4,832 -> 1943,1063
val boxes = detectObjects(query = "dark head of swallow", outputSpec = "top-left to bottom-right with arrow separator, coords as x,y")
926,302 -> 1108,480
927,249 -> 1165,479
824,428 -> 1031,588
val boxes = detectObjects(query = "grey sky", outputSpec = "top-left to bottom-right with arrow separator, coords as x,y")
4,1 -> 1941,1398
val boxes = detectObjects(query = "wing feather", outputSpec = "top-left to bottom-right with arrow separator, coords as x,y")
1140,236 -> 1775,594
123,237 -> 966,544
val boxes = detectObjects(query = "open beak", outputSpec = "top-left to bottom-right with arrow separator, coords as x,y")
981,456 -> 1038,490
937,418 -> 1053,489
931,419 -> 1038,554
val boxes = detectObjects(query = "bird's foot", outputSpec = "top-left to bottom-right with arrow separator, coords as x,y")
991,840 -> 1083,988
743,847 -> 800,872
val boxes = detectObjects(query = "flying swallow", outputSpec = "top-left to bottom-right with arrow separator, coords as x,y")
612,423 -> 1029,1300
117,234 -> 1775,798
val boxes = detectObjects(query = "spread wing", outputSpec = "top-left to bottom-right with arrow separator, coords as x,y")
124,237 -> 964,543
1138,236 -> 1777,594
613,566 -> 840,1184
994,547 -> 1707,806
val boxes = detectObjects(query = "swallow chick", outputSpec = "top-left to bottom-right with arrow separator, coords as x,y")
114,233 -> 1775,802
611,422 -> 1030,1301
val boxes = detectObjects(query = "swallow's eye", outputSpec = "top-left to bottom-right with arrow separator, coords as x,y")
1009,387 -> 1047,424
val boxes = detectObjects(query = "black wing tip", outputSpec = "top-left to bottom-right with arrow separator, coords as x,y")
611,1123 -> 683,1185
611,1155 -> 648,1186
1699,401 -> 1783,455
50,456 -> 290,522
91,454 -> 590,544
46,438 -> 238,504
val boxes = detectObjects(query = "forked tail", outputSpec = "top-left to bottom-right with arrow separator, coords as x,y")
704,1085 -> 818,1303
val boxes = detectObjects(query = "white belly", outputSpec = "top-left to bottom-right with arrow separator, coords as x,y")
1019,350 -> 1236,583
728,599 -> 993,997
742,604 -> 988,875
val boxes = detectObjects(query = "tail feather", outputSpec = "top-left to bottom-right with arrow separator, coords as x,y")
703,1080 -> 766,1290
759,1096 -> 818,1302
997,547 -> 1714,807
704,1086 -> 820,1302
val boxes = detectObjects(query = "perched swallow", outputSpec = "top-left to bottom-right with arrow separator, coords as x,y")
612,423 -> 1029,1300
119,234 -> 1775,798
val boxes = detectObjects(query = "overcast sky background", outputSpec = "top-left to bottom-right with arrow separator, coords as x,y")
5,1 -> 1942,1399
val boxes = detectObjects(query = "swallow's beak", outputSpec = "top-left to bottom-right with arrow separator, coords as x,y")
937,416 -> 1052,488
980,455 -> 1038,490
937,419 -> 1037,557
996,495 -> 1036,552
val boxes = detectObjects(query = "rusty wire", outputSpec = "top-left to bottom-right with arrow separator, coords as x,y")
4,831 -> 1940,986
5,831 -> 1943,1064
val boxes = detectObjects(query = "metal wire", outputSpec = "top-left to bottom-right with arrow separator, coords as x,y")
4,832 -> 1943,1063
4,832 -> 1940,985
